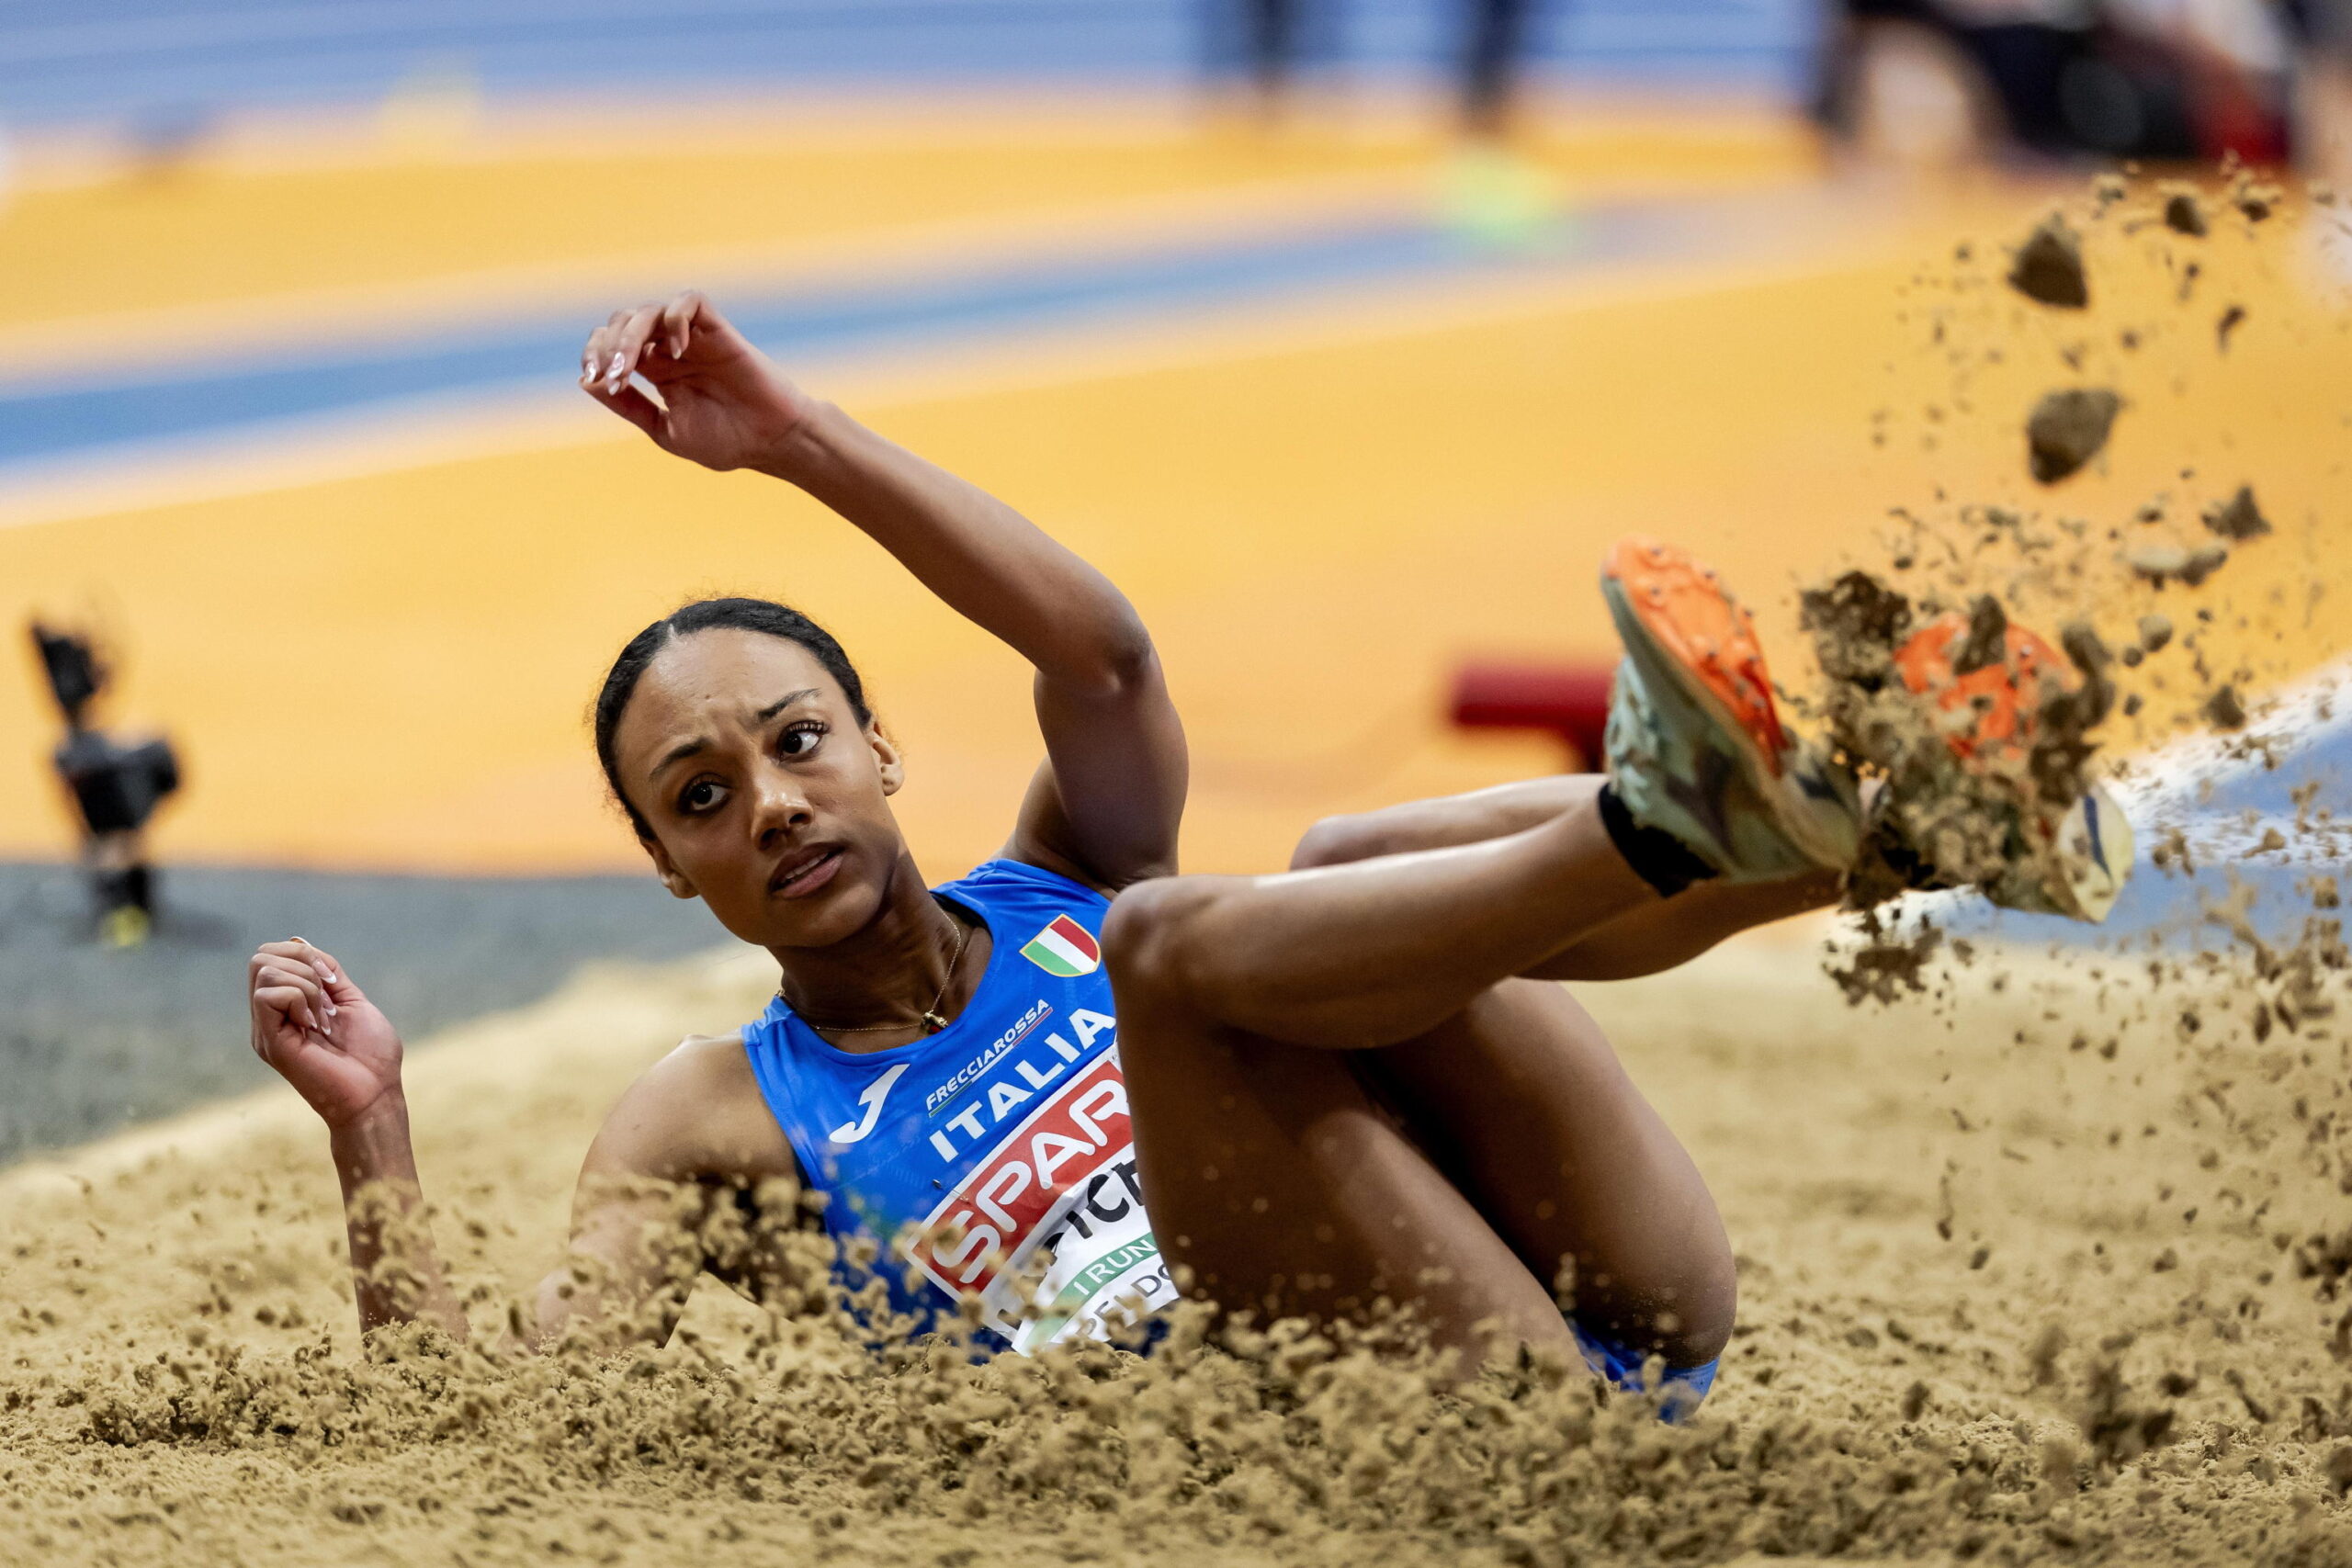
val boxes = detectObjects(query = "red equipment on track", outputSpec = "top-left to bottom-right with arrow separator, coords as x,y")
1447,660 -> 1612,772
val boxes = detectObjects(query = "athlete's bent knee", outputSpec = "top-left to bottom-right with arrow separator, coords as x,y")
1102,876 -> 1217,1000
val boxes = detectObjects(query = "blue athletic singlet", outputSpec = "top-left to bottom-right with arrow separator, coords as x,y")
741,858 -> 1172,1353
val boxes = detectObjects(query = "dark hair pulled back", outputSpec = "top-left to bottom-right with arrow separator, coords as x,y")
594,597 -> 871,839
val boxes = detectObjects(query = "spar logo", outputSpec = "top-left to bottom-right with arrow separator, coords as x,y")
908,1053 -> 1131,1298
1020,914 -> 1100,977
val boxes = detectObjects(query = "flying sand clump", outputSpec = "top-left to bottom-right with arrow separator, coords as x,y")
2028,389 -> 2122,483
2008,212 -> 2089,308
2203,485 -> 2271,541
1801,572 -> 2113,918
2127,541 -> 2231,588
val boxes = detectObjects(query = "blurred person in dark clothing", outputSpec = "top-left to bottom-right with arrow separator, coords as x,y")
2288,0 -> 2352,182
1817,0 -> 2294,164
1202,0 -> 1544,136
1204,0 -> 1314,116
1463,0 -> 1539,135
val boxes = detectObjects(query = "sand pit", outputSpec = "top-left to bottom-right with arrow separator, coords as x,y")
2,924 -> 2348,1567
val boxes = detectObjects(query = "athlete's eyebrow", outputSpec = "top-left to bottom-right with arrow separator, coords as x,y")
650,738 -> 707,778
754,688 -> 820,723
650,689 -> 821,779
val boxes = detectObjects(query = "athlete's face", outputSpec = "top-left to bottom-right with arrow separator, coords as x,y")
612,628 -> 908,950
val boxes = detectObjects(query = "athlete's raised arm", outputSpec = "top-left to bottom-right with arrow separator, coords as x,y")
247,939 -> 784,1350
581,291 -> 1186,891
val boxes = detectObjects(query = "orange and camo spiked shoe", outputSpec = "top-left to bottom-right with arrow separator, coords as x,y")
1883,611 -> 2133,923
1600,538 -> 1860,882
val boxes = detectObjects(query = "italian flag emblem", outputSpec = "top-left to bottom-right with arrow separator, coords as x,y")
1020,914 -> 1101,977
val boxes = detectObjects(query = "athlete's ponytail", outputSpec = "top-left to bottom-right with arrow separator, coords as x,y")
593,597 -> 872,840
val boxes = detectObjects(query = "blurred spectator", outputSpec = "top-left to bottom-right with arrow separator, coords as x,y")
1442,0 -> 1564,250
1817,0 -> 2295,164
1202,0 -> 1544,134
1463,0 -> 1540,135
2290,0 -> 2352,182
1204,0 -> 1321,116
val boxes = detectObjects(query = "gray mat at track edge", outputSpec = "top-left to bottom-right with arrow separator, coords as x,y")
0,861 -> 727,1165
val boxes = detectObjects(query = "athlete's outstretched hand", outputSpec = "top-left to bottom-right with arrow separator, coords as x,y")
579,291 -> 815,471
247,939 -> 404,1128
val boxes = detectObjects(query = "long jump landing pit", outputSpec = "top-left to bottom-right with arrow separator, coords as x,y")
1,929 -> 2346,1565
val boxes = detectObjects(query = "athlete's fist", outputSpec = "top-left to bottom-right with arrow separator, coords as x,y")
579,291 -> 815,472
247,939 -> 404,1128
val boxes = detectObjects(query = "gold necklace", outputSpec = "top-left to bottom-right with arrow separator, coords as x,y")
785,904 -> 973,1036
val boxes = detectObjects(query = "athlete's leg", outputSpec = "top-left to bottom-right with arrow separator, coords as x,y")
1283,775 -> 1590,867
1102,783 -> 1758,1369
1110,976 -> 1582,1366
1279,781 -> 1816,1359
1360,983 -> 1732,1366
1104,799 -> 1656,1053
1111,810 -> 1740,1371
1108,860 -> 1736,1371
1290,776 -> 1841,981
1524,874 -> 1839,980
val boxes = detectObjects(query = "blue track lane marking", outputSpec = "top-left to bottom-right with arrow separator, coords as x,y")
0,199 -> 1705,473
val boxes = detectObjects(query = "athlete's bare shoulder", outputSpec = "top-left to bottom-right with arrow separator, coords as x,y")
582,1029 -> 795,1186
673,1029 -> 752,1060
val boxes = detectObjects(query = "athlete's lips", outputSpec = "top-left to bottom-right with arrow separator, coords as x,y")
768,845 -> 845,899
